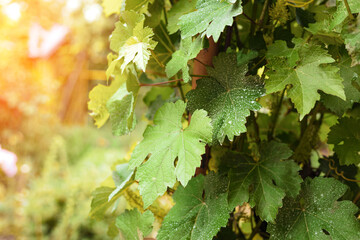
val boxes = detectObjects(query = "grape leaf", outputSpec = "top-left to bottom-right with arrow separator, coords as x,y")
165,36 -> 203,82
106,73 -> 140,136
125,0 -> 155,14
266,40 -> 345,119
129,100 -> 212,207
157,173 -> 230,240
109,163 -> 135,201
116,209 -> 154,240
179,0 -> 243,42
342,16 -> 360,67
331,0 -> 360,28
167,0 -> 197,34
227,141 -> 302,222
110,11 -> 157,72
90,187 -> 122,220
268,177 -> 360,240
101,0 -> 124,17
186,52 -> 264,144
322,55 -> 360,115
88,74 -> 125,128
328,118 -> 360,165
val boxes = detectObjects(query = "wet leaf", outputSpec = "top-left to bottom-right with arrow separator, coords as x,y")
268,177 -> 360,240
187,52 -> 264,144
129,100 -> 212,207
157,173 -> 231,240
227,141 -> 302,222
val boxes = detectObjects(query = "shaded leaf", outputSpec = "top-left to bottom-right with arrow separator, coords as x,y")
322,54 -> 360,115
227,141 -> 302,222
268,177 -> 360,240
157,173 -> 230,240
328,117 -> 360,165
187,52 -> 264,143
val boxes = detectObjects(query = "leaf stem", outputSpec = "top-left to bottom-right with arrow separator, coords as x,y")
232,19 -> 243,49
247,221 -> 262,240
139,79 -> 183,87
177,81 -> 186,101
150,49 -> 165,68
194,58 -> 210,67
258,0 -> 270,29
343,0 -> 355,20
190,74 -> 208,78
268,89 -> 285,140
242,13 -> 258,26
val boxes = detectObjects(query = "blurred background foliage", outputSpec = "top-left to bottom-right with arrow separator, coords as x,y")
0,0 -> 147,238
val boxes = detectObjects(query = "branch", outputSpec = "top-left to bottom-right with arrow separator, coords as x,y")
343,0 -> 355,20
139,79 -> 183,87
258,0 -> 270,28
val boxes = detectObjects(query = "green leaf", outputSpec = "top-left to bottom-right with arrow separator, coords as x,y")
129,100 -> 212,207
88,74 -> 125,128
116,209 -> 154,240
144,0 -> 164,28
268,177 -> 360,240
143,87 -> 176,120
179,0 -> 243,42
110,11 -> 157,72
322,55 -> 360,115
328,118 -> 360,165
227,141 -> 302,222
165,36 -> 203,82
157,173 -> 230,240
106,73 -> 140,136
187,52 -> 264,144
236,49 -> 258,66
109,163 -> 135,201
90,187 -> 121,220
125,0 -> 155,14
167,0 -> 197,34
342,16 -> 360,67
266,40 -> 345,119
331,0 -> 360,28
101,0 -> 124,17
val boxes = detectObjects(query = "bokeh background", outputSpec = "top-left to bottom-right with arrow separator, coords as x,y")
0,0 -> 147,238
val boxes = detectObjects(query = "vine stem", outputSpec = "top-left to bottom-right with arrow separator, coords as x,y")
150,49 -> 165,68
324,158 -> 360,183
190,74 -> 208,78
247,221 -> 262,240
139,79 -> 183,87
343,0 -> 355,20
258,0 -> 270,29
194,58 -> 210,67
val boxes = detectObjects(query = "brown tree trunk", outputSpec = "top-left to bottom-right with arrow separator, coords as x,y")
191,37 -> 219,89
192,37 -> 218,176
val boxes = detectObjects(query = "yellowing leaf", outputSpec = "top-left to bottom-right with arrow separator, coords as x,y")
88,73 -> 125,128
102,0 -> 124,17
110,11 -> 157,72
